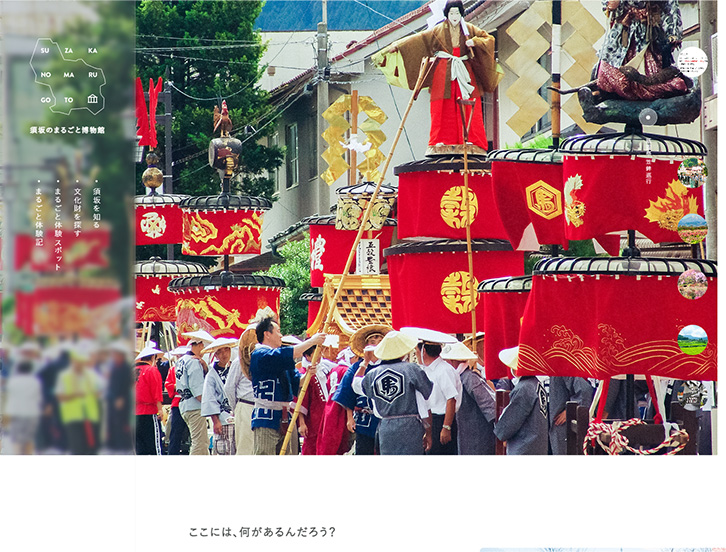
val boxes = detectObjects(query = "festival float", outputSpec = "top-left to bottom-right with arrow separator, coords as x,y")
136,96 -> 284,347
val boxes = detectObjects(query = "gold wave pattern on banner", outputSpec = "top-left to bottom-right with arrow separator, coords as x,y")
441,271 -> 479,314
177,297 -> 246,331
440,186 -> 479,229
137,305 -> 176,322
188,212 -> 219,243
197,215 -> 262,255
321,94 -> 388,185
519,324 -> 716,379
644,179 -> 699,231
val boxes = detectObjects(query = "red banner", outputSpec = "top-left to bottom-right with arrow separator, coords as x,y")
16,231 -> 110,272
309,224 -> 395,287
18,284 -> 122,338
15,290 -> 34,335
14,234 -> 33,271
173,287 -> 280,344
483,291 -> 530,380
135,204 -> 184,246
491,160 -> 568,250
135,275 -> 178,322
307,299 -> 322,330
386,249 -> 524,334
397,171 -> 508,240
517,274 -> 717,380
29,228 -> 110,271
563,156 -> 704,244
181,209 -> 264,256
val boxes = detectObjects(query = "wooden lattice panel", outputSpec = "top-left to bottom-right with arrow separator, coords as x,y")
307,274 -> 393,338
336,287 -> 392,332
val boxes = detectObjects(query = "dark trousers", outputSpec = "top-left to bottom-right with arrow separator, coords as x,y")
135,414 -> 162,455
65,421 -> 99,455
427,413 -> 458,455
355,432 -> 376,455
167,406 -> 190,455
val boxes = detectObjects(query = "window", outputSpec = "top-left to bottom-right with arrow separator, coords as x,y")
285,123 -> 299,189
271,132 -> 280,195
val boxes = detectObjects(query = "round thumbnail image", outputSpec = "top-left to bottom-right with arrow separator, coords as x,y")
677,213 -> 708,244
677,158 -> 707,189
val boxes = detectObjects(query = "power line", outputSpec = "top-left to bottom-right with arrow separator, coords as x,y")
137,34 -> 259,43
351,0 -> 423,36
170,82 -> 309,179
168,80 -> 259,102
136,41 -> 310,52
137,51 -> 260,66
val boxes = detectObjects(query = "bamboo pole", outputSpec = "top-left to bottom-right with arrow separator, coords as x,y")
350,89 -> 358,187
551,0 -> 562,148
280,57 -> 435,455
458,100 -> 477,349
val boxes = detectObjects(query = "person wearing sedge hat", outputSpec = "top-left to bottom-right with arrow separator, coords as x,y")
352,331 -> 434,455
164,345 -> 191,455
201,337 -> 239,455
401,327 -> 461,455
493,346 -> 548,455
441,341 -> 496,455
333,325 -> 391,455
134,343 -> 164,455
176,331 -> 214,455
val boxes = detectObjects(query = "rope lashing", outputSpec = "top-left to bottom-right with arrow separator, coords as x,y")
583,419 -> 689,455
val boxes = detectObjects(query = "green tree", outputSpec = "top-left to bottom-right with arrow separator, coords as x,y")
135,0 -> 283,201
256,236 -> 312,336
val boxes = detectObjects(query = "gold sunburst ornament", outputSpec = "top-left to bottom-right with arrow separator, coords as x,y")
644,179 -> 699,231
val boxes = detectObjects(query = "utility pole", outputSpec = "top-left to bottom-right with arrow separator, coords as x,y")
316,0 -> 330,216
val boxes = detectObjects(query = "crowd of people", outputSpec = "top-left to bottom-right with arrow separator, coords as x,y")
1,340 -> 133,455
0,316 -> 712,455
134,313 -> 713,456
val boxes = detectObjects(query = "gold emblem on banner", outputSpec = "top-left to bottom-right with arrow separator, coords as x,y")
335,196 -> 394,230
564,174 -> 585,227
526,180 -> 562,220
140,212 -> 167,239
441,271 -> 479,314
644,179 -> 698,231
440,186 -> 479,229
